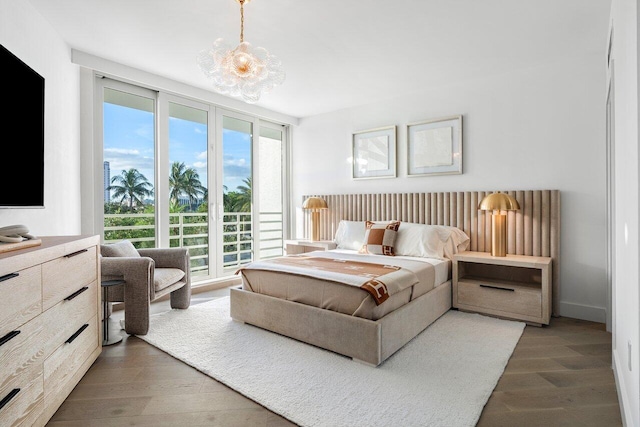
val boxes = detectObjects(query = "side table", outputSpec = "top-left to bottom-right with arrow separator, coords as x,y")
101,279 -> 125,346
284,239 -> 337,254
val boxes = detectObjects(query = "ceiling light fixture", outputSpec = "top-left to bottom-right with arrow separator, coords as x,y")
197,0 -> 285,104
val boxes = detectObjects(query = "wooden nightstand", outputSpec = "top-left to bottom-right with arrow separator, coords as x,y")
453,251 -> 552,326
285,239 -> 337,254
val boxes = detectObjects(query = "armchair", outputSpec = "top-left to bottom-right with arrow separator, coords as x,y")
100,240 -> 191,335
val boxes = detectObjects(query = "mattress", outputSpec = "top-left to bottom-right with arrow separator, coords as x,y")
238,249 -> 451,320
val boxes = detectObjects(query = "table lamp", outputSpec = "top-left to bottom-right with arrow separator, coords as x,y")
478,192 -> 520,257
302,197 -> 328,242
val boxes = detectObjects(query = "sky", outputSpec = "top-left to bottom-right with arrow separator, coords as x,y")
103,102 -> 251,203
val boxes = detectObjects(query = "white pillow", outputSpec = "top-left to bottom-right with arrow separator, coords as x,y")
334,220 -> 367,251
394,223 -> 451,259
442,227 -> 471,260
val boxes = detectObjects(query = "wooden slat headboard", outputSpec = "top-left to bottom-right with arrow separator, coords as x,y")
302,190 -> 560,316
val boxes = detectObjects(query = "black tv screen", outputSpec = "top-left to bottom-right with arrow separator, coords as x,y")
0,44 -> 45,208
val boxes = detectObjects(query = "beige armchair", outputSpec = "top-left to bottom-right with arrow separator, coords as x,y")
100,240 -> 191,335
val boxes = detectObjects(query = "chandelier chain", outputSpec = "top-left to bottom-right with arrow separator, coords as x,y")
239,0 -> 245,43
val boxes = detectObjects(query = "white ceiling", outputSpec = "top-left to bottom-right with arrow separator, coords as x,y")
28,0 -> 611,119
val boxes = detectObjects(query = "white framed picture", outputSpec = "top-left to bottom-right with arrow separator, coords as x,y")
407,115 -> 462,176
352,126 -> 397,179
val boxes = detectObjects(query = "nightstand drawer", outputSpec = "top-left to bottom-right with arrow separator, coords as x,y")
457,279 -> 541,318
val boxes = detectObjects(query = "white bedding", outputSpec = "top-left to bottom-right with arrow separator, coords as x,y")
238,249 -> 451,320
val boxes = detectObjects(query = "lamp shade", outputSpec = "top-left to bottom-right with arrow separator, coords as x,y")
302,197 -> 328,210
478,192 -> 520,211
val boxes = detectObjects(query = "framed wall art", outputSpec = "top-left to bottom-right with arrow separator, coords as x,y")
352,126 -> 397,179
407,115 -> 462,176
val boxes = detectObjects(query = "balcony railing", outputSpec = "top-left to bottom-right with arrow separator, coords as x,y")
103,211 -> 283,278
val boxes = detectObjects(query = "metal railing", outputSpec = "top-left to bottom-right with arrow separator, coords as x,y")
103,211 -> 283,278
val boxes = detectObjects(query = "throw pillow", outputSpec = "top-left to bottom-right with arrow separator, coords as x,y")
100,240 -> 140,257
359,220 -> 401,256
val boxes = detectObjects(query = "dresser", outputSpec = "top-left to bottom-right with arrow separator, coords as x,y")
0,235 -> 101,426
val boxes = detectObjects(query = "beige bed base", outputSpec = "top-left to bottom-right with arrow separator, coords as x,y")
230,281 -> 452,366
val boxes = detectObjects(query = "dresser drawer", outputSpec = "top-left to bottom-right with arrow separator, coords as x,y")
457,279 -> 541,318
0,315 -> 44,393
40,281 -> 98,358
0,370 -> 43,427
0,317 -> 44,427
43,315 -> 98,406
0,266 -> 42,337
42,247 -> 97,311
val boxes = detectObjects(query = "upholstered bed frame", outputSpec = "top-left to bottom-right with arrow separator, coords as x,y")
230,190 -> 560,366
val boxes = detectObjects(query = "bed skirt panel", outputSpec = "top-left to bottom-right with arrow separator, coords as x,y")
229,281 -> 451,366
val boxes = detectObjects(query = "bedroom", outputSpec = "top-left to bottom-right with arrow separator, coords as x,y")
0,0 -> 637,426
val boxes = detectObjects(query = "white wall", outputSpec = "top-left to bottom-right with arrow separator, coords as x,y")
292,54 -> 608,323
610,0 -> 640,425
0,0 -> 81,236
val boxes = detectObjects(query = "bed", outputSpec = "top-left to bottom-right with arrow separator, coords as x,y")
230,220 -> 469,366
230,190 -> 561,366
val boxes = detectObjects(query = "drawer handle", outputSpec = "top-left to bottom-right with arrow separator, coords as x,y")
64,286 -> 89,301
66,324 -> 89,344
0,330 -> 20,348
65,249 -> 88,258
480,284 -> 515,292
0,272 -> 18,283
0,388 -> 20,411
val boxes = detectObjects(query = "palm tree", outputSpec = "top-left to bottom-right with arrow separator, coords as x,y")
234,177 -> 252,212
169,161 -> 205,210
108,169 -> 153,213
183,168 -> 206,206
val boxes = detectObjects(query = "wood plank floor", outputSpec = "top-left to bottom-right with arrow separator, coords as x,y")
47,288 -> 623,427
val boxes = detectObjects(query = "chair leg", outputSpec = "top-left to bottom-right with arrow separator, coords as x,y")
170,284 -> 191,309
124,284 -> 150,335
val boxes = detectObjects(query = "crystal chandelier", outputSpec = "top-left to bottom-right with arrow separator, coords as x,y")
197,0 -> 285,103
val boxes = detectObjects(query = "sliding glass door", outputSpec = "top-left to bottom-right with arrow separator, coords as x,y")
167,99 -> 210,279
98,78 -> 288,286
102,82 -> 157,248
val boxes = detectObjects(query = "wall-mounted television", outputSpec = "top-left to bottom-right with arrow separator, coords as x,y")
0,44 -> 45,208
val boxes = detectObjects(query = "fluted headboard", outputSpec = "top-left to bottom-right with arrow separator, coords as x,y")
302,190 -> 560,316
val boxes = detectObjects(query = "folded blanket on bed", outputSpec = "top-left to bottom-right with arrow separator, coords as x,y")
237,252 -> 420,305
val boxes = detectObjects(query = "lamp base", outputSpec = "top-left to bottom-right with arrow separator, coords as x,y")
491,214 -> 507,257
310,211 -> 320,242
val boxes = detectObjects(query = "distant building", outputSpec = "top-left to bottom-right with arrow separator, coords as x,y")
178,196 -> 202,210
103,161 -> 110,202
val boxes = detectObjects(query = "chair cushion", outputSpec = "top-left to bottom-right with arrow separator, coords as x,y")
154,267 -> 186,292
101,240 -> 140,257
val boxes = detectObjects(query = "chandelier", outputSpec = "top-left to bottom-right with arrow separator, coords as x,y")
197,0 -> 285,103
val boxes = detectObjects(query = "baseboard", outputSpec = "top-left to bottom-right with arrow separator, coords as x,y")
613,347 -> 633,426
558,301 -> 606,323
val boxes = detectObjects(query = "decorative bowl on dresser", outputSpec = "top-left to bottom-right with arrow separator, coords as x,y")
0,235 -> 101,426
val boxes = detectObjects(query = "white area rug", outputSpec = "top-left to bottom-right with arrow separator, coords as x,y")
139,297 -> 525,427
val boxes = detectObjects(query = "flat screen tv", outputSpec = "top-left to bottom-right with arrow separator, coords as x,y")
0,44 -> 45,208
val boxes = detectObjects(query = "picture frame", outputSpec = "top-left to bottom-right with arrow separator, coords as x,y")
352,126 -> 396,179
407,115 -> 462,176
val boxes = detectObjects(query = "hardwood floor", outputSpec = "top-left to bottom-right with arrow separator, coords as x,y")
47,288 -> 622,427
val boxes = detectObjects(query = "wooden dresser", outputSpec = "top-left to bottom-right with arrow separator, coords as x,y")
0,235 -> 101,427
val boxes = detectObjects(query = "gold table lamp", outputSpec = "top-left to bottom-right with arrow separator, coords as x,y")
478,192 -> 520,257
302,197 -> 328,242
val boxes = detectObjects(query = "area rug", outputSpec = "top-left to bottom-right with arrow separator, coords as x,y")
139,296 -> 525,427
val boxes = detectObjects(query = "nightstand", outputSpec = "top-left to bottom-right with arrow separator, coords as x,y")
452,251 -> 552,326
285,239 -> 337,254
